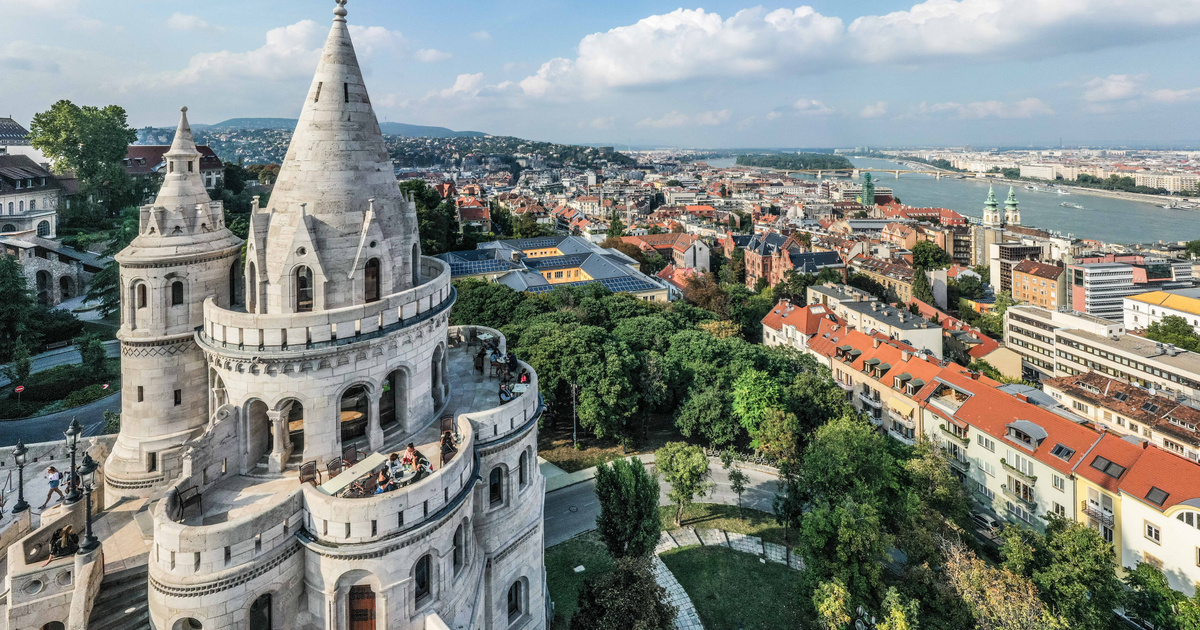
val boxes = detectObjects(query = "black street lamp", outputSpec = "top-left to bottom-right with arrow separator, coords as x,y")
11,440 -> 29,514
64,417 -> 82,504
77,453 -> 100,554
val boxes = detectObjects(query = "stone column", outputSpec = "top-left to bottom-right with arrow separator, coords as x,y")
367,394 -> 383,453
267,410 -> 292,473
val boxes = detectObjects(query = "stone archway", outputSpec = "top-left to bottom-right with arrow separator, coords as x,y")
340,385 -> 370,446
245,400 -> 270,471
59,276 -> 74,301
36,270 -> 52,305
430,345 -> 446,409
379,368 -> 408,433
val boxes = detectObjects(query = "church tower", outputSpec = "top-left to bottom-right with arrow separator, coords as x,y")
861,171 -> 876,207
105,108 -> 244,500
1004,186 -> 1021,226
982,185 -> 1002,227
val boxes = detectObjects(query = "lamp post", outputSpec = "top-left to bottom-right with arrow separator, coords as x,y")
77,453 -> 100,554
11,440 -> 29,514
64,417 -> 82,504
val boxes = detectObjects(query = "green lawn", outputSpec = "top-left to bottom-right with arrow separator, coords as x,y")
660,545 -> 805,630
545,531 -> 615,627
660,503 -> 793,547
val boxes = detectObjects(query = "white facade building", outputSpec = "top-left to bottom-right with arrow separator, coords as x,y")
102,5 -> 546,629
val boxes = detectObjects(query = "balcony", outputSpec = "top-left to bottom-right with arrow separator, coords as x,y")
1001,484 -> 1038,511
1001,458 -> 1038,484
949,456 -> 970,473
1081,502 -> 1114,528
857,391 -> 883,408
939,423 -> 970,446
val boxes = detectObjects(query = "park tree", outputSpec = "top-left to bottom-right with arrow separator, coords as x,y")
647,225 -> 665,235
814,579 -> 852,630
912,270 -> 935,305
720,451 -> 749,510
400,180 -> 461,254
609,210 -> 626,238
941,539 -> 1068,630
696,320 -> 741,339
86,206 -> 140,318
912,241 -> 952,270
570,557 -> 676,630
673,384 -> 740,447
682,273 -> 729,317
0,256 -> 37,362
954,274 -> 986,300
655,442 -> 711,526
877,587 -> 920,630
1122,561 -> 1200,629
78,335 -> 109,378
28,100 -> 139,223
449,279 -> 526,330
731,368 -> 785,438
1,339 -> 32,385
594,458 -> 660,558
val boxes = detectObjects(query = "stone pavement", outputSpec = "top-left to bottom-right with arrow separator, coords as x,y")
651,526 -> 805,630
89,497 -> 152,574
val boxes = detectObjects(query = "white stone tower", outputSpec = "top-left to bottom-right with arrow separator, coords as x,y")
105,108 -> 244,500
1004,185 -> 1021,226
982,184 -> 1003,227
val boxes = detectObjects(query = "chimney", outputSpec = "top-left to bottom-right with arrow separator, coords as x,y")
873,338 -> 881,349
901,350 -> 911,362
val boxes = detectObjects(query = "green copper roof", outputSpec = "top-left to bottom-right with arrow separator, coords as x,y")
1005,186 -> 1019,209
984,185 -> 999,209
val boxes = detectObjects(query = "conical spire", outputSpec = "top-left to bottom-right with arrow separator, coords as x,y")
984,185 -> 998,210
261,0 -> 421,312
1004,186 -> 1019,209
152,106 -> 212,211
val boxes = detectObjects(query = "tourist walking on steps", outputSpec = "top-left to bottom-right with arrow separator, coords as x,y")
39,466 -> 64,510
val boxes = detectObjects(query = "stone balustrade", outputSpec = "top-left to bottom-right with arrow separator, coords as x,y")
464,359 -> 541,446
198,257 -> 452,354
300,416 -> 476,546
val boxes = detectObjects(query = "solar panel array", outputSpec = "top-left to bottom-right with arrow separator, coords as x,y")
525,255 -> 585,271
525,275 -> 661,294
448,259 -> 513,276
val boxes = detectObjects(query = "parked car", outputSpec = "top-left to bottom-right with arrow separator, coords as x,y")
971,512 -> 1001,535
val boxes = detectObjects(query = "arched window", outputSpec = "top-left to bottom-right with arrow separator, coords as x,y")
36,221 -> 49,237
453,523 -> 465,573
249,592 -> 272,630
29,199 -> 35,210
411,243 -> 419,286
489,467 -> 504,505
518,452 -> 528,488
18,201 -> 24,212
295,266 -> 314,312
1,224 -> 14,232
364,258 -> 380,303
6,202 -> 11,213
171,281 -> 184,306
414,555 -> 432,604
137,283 -> 147,309
507,580 -> 524,622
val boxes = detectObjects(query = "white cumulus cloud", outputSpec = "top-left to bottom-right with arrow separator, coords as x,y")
1082,74 -> 1144,102
636,109 -> 732,128
1149,87 -> 1200,103
793,99 -> 834,115
167,13 -> 223,33
917,97 -> 1054,119
860,101 -> 888,118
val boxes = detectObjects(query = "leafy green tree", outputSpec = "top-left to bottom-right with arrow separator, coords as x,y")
878,587 -> 920,630
78,334 -> 109,378
1145,314 -> 1200,351
912,270 -> 935,304
28,100 -> 139,223
647,225 -> 665,235
732,368 -> 785,438
1122,561 -> 1200,630
656,442 -> 711,526
0,256 -> 36,362
85,206 -> 140,318
570,557 -> 676,630
1186,240 -> 1200,259
913,241 -> 952,270
609,210 -> 626,238
449,279 -> 526,329
595,458 -> 660,558
941,539 -> 1068,630
814,579 -> 852,630
400,180 -> 462,254
1,338 -> 32,385
674,384 -> 740,447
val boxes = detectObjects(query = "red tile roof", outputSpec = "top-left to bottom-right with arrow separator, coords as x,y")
1119,443 -> 1200,511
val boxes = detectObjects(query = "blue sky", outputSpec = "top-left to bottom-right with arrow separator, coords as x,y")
4,0 -> 1200,148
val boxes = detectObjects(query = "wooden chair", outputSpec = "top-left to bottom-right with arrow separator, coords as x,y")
178,486 -> 202,517
299,461 -> 322,486
439,414 -> 455,435
342,446 -> 364,467
327,458 -> 345,478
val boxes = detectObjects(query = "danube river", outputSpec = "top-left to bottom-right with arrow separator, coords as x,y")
706,156 -> 1195,245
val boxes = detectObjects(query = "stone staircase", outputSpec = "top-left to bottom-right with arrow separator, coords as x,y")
87,564 -> 150,630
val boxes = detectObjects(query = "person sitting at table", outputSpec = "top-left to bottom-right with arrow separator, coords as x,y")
499,383 -> 515,404
518,368 -> 530,384
400,443 -> 418,469
506,351 -> 518,372
375,469 -> 394,494
387,452 -> 403,477
411,458 -> 432,483
440,430 -> 458,466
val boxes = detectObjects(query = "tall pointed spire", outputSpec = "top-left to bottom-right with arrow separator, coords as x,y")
1004,186 -> 1021,226
982,184 -> 1002,227
984,185 -> 998,210
152,106 -> 212,211
261,0 -> 421,312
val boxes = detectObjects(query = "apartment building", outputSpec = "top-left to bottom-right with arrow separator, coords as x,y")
1069,254 -> 1194,321
1124,288 -> 1200,333
1042,371 -> 1200,463
848,256 -> 916,304
1011,259 -> 1067,310
989,241 -> 1047,295
808,283 -> 944,357
1004,305 -> 1123,381
761,301 -> 836,350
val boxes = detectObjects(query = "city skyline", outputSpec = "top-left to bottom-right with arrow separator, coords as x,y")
4,0 -> 1200,148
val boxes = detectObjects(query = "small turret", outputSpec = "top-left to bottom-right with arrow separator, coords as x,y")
982,185 -> 1002,227
1004,186 -> 1021,226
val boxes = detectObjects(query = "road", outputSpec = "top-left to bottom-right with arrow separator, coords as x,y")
542,458 -> 781,547
0,340 -> 120,388
0,392 -> 120,447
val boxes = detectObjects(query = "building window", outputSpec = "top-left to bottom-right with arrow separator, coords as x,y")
174,389 -> 182,406
1145,521 -> 1161,545
489,467 -> 504,505
518,452 -> 528,487
364,258 -> 380,303
414,555 -> 431,604
507,580 -> 524,622
295,266 -> 314,312
453,523 -> 465,574
977,435 -> 995,452
1052,475 -> 1065,491
171,281 -> 184,306
36,220 -> 49,237
1052,502 -> 1066,517
137,386 -> 144,402
137,283 -> 147,308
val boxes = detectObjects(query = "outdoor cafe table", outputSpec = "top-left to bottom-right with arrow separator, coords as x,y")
318,452 -> 387,496
511,384 -> 529,394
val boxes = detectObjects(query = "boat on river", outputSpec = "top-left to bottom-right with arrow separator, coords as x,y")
1061,202 -> 1084,209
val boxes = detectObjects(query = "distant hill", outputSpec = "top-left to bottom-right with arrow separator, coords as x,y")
203,117 -> 486,138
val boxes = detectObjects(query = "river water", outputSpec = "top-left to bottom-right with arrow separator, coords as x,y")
704,156 -> 1195,245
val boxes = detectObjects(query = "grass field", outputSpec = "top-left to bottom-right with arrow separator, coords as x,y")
660,503 -> 793,547
660,545 -> 805,630
544,531 -> 615,628
537,417 -> 683,473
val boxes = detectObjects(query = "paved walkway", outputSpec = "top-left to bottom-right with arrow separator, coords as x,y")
650,526 -> 805,630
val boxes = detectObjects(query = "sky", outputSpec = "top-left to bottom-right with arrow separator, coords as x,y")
4,0 -> 1200,149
